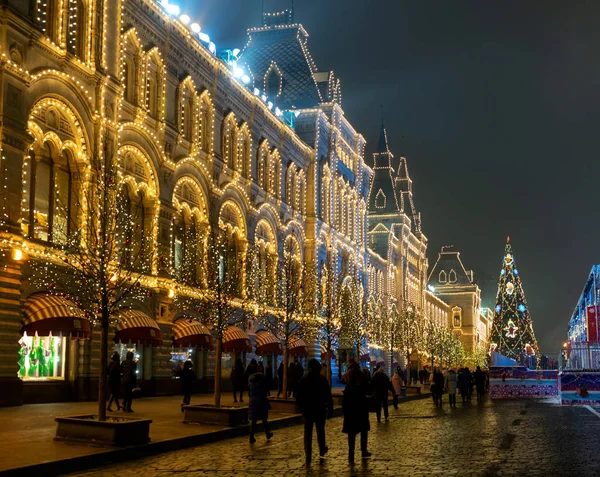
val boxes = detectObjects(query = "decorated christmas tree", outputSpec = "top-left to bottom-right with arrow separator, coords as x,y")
490,237 -> 540,366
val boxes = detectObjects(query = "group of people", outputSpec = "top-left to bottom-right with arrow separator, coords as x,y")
230,358 -> 274,402
106,351 -> 137,413
430,365 -> 488,407
276,360 -> 305,398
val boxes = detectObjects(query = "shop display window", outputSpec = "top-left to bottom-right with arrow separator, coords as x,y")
113,343 -> 144,379
18,332 -> 66,381
171,348 -> 193,377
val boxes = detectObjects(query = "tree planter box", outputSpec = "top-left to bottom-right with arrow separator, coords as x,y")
55,415 -> 152,447
183,404 -> 248,427
268,397 -> 300,413
405,385 -> 422,395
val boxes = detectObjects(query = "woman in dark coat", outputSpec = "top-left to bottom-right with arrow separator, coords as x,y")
342,360 -> 371,464
248,369 -> 273,444
276,362 -> 284,397
180,360 -> 196,412
121,350 -> 137,413
231,359 -> 246,403
106,352 -> 121,412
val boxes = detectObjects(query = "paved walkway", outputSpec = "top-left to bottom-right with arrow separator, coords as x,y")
66,397 -> 600,477
0,393 -> 297,473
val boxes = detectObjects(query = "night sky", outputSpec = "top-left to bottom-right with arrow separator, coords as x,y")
180,0 -> 600,352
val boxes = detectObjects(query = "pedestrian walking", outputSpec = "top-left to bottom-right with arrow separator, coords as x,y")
265,360 -> 273,396
296,359 -> 334,466
474,365 -> 486,402
293,359 -> 304,397
418,368 -> 425,384
433,367 -> 445,407
106,352 -> 121,412
231,358 -> 246,402
342,359 -> 372,464
457,368 -> 468,403
410,366 -> 418,385
445,368 -> 458,408
464,367 -> 473,402
258,360 -> 265,374
248,368 -> 273,444
391,367 -> 403,409
276,362 -> 284,397
287,361 -> 296,398
121,350 -> 137,413
370,367 -> 394,422
180,360 -> 196,411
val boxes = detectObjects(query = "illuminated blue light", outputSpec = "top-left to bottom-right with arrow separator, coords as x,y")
166,3 -> 180,15
518,304 -> 526,313
501,269 -> 506,276
496,305 -> 502,313
233,66 -> 244,78
261,94 -> 267,102
514,269 -> 519,275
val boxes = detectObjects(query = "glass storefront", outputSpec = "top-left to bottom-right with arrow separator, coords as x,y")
18,332 -> 66,381
113,343 -> 144,379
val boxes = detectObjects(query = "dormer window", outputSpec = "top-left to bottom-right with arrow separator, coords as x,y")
375,189 -> 386,208
448,269 -> 457,283
438,270 -> 447,283
452,306 -> 462,328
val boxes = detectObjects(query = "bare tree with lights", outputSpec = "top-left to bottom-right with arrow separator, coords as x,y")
253,234 -> 316,400
173,223 -> 249,407
29,137 -> 153,422
397,306 -> 422,376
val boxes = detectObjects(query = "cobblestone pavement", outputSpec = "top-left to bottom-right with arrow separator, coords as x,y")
67,397 -> 600,477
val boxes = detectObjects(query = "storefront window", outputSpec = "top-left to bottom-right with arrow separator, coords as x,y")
171,348 -> 193,377
18,332 -> 66,380
113,343 -> 144,379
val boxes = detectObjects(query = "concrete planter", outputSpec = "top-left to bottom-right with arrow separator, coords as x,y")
268,397 -> 300,413
183,404 -> 248,427
55,415 -> 152,447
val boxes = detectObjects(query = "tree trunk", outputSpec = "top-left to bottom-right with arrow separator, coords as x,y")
282,347 -> 289,400
98,304 -> 109,421
214,337 -> 222,407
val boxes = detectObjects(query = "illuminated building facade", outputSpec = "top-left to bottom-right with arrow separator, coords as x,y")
427,247 -> 490,353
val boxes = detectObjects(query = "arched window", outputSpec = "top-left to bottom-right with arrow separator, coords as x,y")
67,0 -> 86,59
200,96 -> 212,153
221,116 -> 236,170
286,165 -> 296,208
117,186 -> 134,268
39,0 -> 58,43
238,127 -> 250,176
375,189 -> 386,208
124,59 -> 136,104
438,270 -> 447,283
266,70 -> 280,100
147,72 -> 158,118
273,153 -> 281,199
448,269 -> 457,283
29,147 -> 80,244
183,93 -> 195,142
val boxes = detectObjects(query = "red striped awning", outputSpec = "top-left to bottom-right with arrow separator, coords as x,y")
360,347 -> 370,363
288,335 -> 307,357
222,326 -> 252,352
22,293 -> 90,339
173,319 -> 213,349
321,343 -> 334,361
255,330 -> 283,355
113,309 -> 163,346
